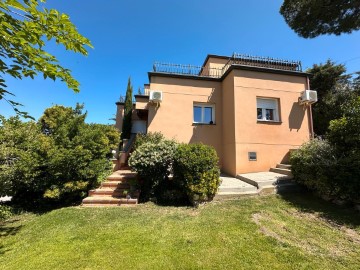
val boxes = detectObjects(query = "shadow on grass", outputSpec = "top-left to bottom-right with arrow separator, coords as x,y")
0,223 -> 23,238
279,191 -> 360,228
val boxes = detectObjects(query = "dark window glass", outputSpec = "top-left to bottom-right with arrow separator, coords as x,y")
204,107 -> 212,123
266,109 -> 274,120
257,108 -> 263,119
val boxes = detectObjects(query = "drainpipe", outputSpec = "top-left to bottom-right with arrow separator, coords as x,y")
306,76 -> 314,139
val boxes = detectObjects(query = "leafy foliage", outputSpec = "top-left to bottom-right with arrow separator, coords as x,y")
0,105 -> 120,208
280,0 -> 360,38
307,60 -> 358,136
291,98 -> 360,203
133,132 -> 165,151
290,139 -> 338,198
121,77 -> 133,140
128,140 -> 177,201
173,143 -> 221,206
0,204 -> 12,221
0,0 -> 92,117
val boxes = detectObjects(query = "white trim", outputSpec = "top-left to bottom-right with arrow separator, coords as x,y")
193,103 -> 215,124
256,97 -> 279,122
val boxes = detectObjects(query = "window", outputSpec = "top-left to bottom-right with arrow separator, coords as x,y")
256,98 -> 279,122
193,103 -> 215,124
248,152 -> 257,161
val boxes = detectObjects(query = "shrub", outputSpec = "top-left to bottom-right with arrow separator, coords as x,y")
290,138 -> 338,199
173,143 -> 221,206
0,204 -> 13,221
0,105 -> 120,209
133,132 -> 165,151
128,140 -> 177,201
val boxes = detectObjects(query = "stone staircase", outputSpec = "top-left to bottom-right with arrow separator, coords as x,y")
270,163 -> 293,177
82,169 -> 139,207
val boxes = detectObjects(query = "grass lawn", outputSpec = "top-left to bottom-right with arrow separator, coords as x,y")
1,193 -> 360,270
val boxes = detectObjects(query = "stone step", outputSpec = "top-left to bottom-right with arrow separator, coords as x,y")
82,197 -> 138,206
270,167 -> 293,177
83,204 -> 137,207
276,163 -> 291,169
89,188 -> 140,198
214,190 -> 258,200
101,181 -> 131,189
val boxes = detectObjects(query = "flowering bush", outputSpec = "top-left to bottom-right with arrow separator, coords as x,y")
128,140 -> 177,200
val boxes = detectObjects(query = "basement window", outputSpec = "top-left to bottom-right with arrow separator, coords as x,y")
248,152 -> 257,161
193,103 -> 215,124
257,98 -> 279,122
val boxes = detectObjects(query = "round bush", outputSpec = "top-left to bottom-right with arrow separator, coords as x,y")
173,143 -> 220,206
128,140 -> 177,200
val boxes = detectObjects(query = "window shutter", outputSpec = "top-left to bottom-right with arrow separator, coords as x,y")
257,98 -> 277,109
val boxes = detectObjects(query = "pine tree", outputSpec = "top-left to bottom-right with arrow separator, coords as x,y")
121,77 -> 133,140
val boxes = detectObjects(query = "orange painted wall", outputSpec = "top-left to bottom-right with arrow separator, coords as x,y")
121,59 -> 313,176
147,76 -> 223,167
232,69 -> 310,173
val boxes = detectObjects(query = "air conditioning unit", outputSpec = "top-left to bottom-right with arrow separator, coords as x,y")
299,90 -> 317,105
149,90 -> 163,102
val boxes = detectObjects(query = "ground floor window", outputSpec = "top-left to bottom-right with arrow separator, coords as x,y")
256,98 -> 279,122
193,103 -> 215,124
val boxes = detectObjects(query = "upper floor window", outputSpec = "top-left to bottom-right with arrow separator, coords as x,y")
257,98 -> 279,122
193,103 -> 215,124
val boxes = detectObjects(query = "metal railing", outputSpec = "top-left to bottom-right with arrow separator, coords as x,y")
153,62 -> 223,78
151,54 -> 302,79
229,53 -> 302,72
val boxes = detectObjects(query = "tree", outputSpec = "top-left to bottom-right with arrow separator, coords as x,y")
0,0 -> 92,118
280,0 -> 360,38
307,60 -> 357,136
0,105 -> 120,208
121,77 -> 133,140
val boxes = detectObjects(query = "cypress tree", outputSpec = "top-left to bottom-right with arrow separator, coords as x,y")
121,77 -> 133,140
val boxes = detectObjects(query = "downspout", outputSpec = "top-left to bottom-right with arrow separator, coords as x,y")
306,76 -> 314,139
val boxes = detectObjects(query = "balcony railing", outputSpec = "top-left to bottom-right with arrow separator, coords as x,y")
152,54 -> 302,79
153,62 -> 223,78
229,53 -> 302,72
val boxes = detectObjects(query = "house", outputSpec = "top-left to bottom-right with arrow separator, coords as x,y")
115,53 -> 316,177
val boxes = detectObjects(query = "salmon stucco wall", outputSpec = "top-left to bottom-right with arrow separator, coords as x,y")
232,69 -> 310,173
221,71 -> 237,175
147,76 -> 223,168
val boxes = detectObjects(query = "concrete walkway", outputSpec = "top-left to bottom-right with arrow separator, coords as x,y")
216,171 -> 300,199
215,174 -> 258,199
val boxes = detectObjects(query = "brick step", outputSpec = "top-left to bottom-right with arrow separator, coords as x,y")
89,188 -> 139,198
83,204 -> 137,207
82,197 -> 138,206
101,181 -> 131,189
270,167 -> 293,177
276,163 -> 291,170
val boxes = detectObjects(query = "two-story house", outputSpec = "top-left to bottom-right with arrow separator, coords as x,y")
115,53 -> 316,177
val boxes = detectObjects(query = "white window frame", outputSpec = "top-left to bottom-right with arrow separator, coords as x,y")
193,103 -> 215,124
256,97 -> 280,122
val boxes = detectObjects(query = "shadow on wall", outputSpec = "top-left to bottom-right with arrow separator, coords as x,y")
288,102 -> 305,131
190,87 -> 217,145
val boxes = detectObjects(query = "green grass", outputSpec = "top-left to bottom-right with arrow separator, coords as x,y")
1,194 -> 360,270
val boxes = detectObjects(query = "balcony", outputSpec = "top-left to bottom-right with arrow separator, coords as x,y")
153,62 -> 223,78
151,53 -> 302,79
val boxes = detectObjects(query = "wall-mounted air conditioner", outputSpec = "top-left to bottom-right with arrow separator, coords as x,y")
149,90 -> 163,102
299,90 -> 317,105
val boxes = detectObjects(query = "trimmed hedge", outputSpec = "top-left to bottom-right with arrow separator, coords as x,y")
173,143 -> 221,206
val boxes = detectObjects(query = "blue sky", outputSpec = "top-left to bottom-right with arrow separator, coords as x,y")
2,0 -> 360,123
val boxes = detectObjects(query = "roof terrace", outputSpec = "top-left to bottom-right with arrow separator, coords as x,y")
152,53 -> 303,79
